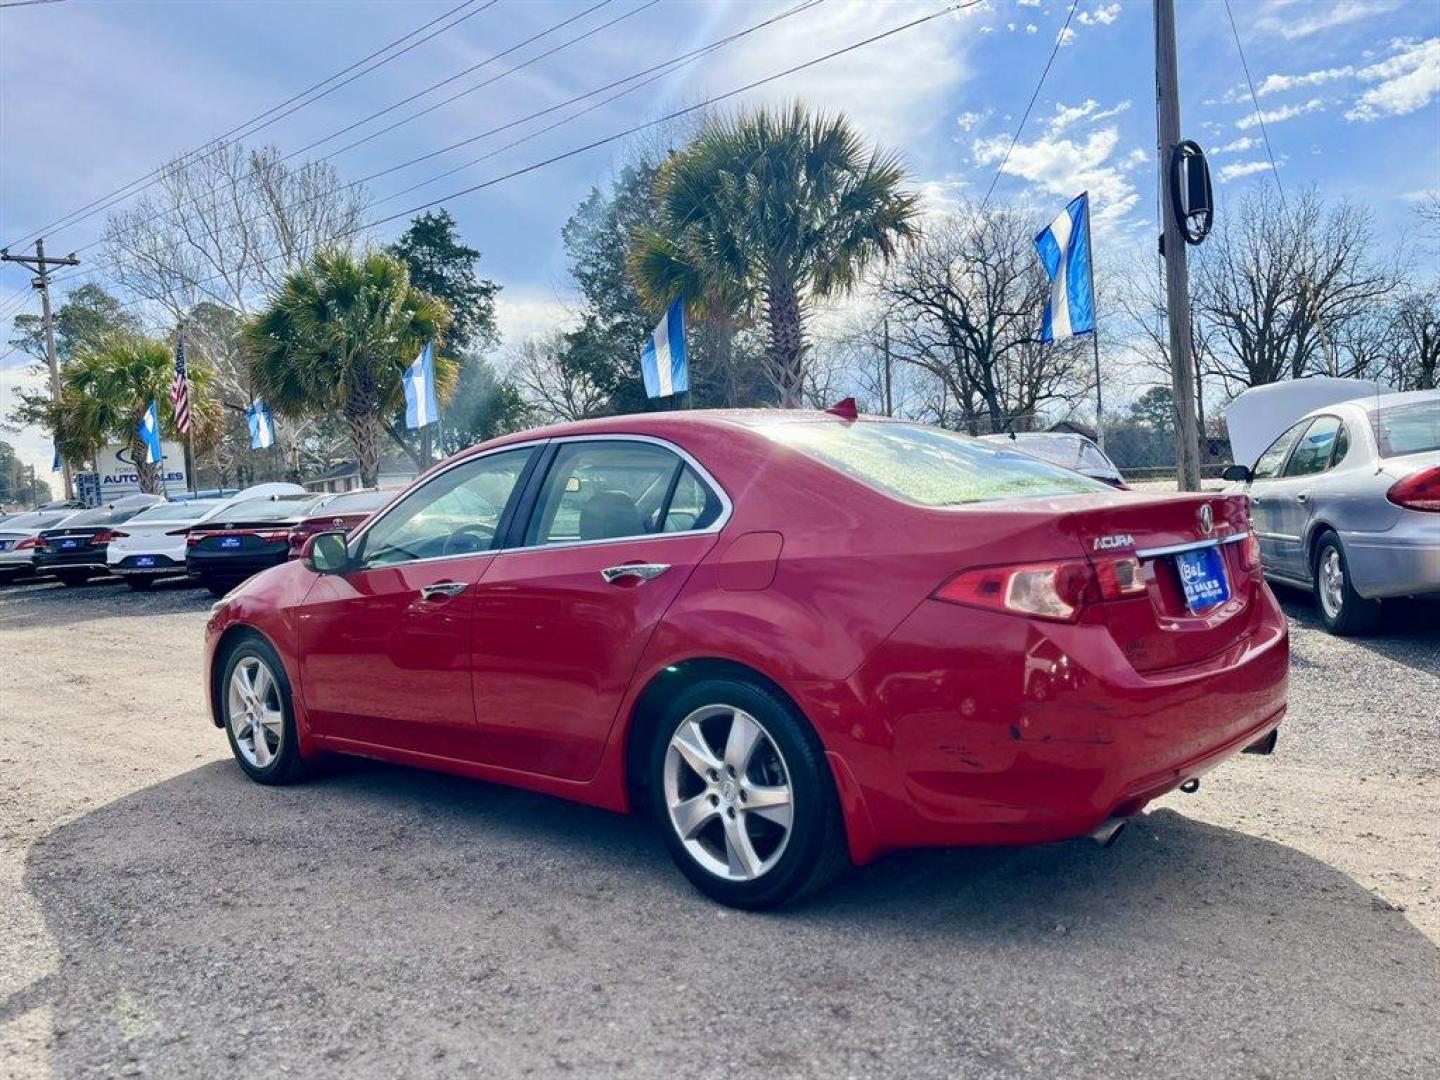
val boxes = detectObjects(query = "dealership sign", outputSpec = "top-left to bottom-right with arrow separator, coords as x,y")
95,443 -> 187,499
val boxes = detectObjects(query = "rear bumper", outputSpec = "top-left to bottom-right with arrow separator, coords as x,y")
33,551 -> 109,573
110,553 -> 185,576
187,550 -> 288,580
795,584 -> 1290,864
1341,520 -> 1440,599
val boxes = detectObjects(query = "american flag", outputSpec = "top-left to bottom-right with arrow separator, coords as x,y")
169,330 -> 190,434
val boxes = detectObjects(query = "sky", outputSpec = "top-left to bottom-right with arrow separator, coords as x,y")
2,0 -> 1437,487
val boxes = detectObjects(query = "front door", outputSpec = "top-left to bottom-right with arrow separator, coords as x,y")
471,439 -> 728,781
1246,418 -> 1310,578
298,446 -> 537,760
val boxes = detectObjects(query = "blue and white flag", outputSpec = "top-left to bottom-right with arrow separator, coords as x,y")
247,398 -> 275,450
1035,192 -> 1096,342
52,443 -> 62,472
404,341 -> 440,429
640,297 -> 688,399
138,400 -> 163,465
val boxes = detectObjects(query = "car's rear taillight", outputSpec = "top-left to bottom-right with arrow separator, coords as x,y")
934,554 -> 1147,622
1387,467 -> 1440,512
256,530 -> 290,542
186,533 -> 206,548
14,537 -> 41,551
91,530 -> 120,544
1240,531 -> 1262,573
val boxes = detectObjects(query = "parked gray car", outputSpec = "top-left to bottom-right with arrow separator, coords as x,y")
1222,389 -> 1439,634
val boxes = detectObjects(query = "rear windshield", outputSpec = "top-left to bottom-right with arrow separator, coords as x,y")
319,490 -> 390,515
1374,400 -> 1440,458
53,506 -> 146,527
126,501 -> 224,525
761,421 -> 1109,506
208,496 -> 318,523
1,511 -> 72,531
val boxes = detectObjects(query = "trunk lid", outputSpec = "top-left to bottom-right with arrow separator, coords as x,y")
1055,491 -> 1258,673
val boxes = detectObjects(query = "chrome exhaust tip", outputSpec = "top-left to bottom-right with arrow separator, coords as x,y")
1088,817 -> 1129,848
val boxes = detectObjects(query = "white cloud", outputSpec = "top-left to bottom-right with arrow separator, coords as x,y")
1025,23 -> 1038,34
1219,160 -> 1278,183
1235,97 -> 1325,130
1257,1 -> 1401,40
1045,98 -> 1131,136
957,109 -> 991,132
1057,26 -> 1076,46
916,176 -> 970,215
1077,3 -> 1121,26
1347,37 -> 1440,120
495,289 -> 574,346
701,1 -> 983,145
1213,135 -> 1258,154
1018,0 -> 1041,6
1254,65 -> 1356,98
972,125 -> 1143,226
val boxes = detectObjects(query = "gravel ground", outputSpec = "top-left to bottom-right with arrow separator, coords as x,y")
1,573 -> 1436,1079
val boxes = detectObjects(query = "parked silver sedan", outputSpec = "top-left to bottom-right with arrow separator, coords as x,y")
1223,389 -> 1439,634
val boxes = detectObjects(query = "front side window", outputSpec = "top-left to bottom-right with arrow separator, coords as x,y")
360,447 -> 532,567
1251,420 -> 1310,480
1284,416 -> 1342,477
760,421 -> 1107,506
526,441 -> 718,545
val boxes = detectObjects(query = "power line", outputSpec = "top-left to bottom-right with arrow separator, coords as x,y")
3,0 -> 494,250
0,0 -> 70,8
57,0 -> 825,273
977,0 -> 1080,214
1222,0 -> 1286,204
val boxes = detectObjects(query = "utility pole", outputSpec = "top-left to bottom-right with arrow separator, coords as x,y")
1153,0 -> 1202,492
1,238 -> 80,500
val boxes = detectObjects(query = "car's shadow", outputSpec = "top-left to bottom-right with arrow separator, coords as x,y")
0,574 -> 214,628
1272,583 -> 1439,677
8,758 -> 1438,1077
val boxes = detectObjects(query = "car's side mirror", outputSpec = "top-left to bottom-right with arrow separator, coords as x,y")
1221,464 -> 1252,483
304,531 -> 351,574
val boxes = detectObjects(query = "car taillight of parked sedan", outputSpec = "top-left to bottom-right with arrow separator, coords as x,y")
1387,466 -> 1440,512
933,554 -> 1148,622
14,536 -> 41,551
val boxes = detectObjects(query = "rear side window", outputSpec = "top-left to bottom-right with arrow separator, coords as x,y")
761,422 -> 1108,506
1373,400 -> 1440,458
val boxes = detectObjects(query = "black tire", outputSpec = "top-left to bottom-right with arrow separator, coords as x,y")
205,579 -> 234,598
217,633 -> 308,785
648,677 -> 848,909
125,575 -> 156,591
1313,532 -> 1381,636
56,569 -> 92,587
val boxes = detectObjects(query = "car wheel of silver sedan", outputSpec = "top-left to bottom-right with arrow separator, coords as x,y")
1312,533 -> 1380,637
649,677 -> 849,909
219,636 -> 307,784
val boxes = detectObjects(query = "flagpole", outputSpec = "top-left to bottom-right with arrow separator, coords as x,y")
1081,190 -> 1104,451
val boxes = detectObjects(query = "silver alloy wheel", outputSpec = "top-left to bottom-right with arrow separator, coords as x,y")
663,704 -> 794,882
1318,546 -> 1345,620
227,656 -> 284,769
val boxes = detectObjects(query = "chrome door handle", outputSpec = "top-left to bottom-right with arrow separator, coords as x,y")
420,581 -> 468,600
1296,492 -> 1309,503
600,563 -> 670,584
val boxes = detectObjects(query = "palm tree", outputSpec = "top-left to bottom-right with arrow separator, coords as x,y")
244,249 -> 453,487
629,104 -> 919,407
39,332 -> 217,494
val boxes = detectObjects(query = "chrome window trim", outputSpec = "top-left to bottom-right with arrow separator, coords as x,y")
341,433 -> 732,569
1136,533 -> 1248,559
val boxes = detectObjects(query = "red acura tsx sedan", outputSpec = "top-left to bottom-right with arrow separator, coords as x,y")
205,409 -> 1288,908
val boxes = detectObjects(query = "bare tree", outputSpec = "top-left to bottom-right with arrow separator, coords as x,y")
1192,185 -> 1396,390
101,144 -> 367,479
508,333 -> 608,422
1391,288 -> 1440,390
875,206 -> 1091,434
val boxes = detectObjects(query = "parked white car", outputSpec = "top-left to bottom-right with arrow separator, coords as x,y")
105,483 -> 307,590
106,499 -> 228,589
0,509 -> 86,583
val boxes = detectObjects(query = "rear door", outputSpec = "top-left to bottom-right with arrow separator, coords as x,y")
297,446 -> 537,760
470,437 -> 729,781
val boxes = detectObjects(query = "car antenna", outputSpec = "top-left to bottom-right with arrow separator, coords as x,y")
825,397 -> 859,421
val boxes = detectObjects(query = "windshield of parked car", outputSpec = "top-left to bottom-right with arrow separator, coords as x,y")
51,506 -> 147,527
761,421 -> 1109,505
205,496 -> 318,523
1373,400 -> 1440,458
125,501 -> 224,525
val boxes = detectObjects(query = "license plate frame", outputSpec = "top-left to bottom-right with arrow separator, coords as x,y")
1175,546 -> 1229,613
